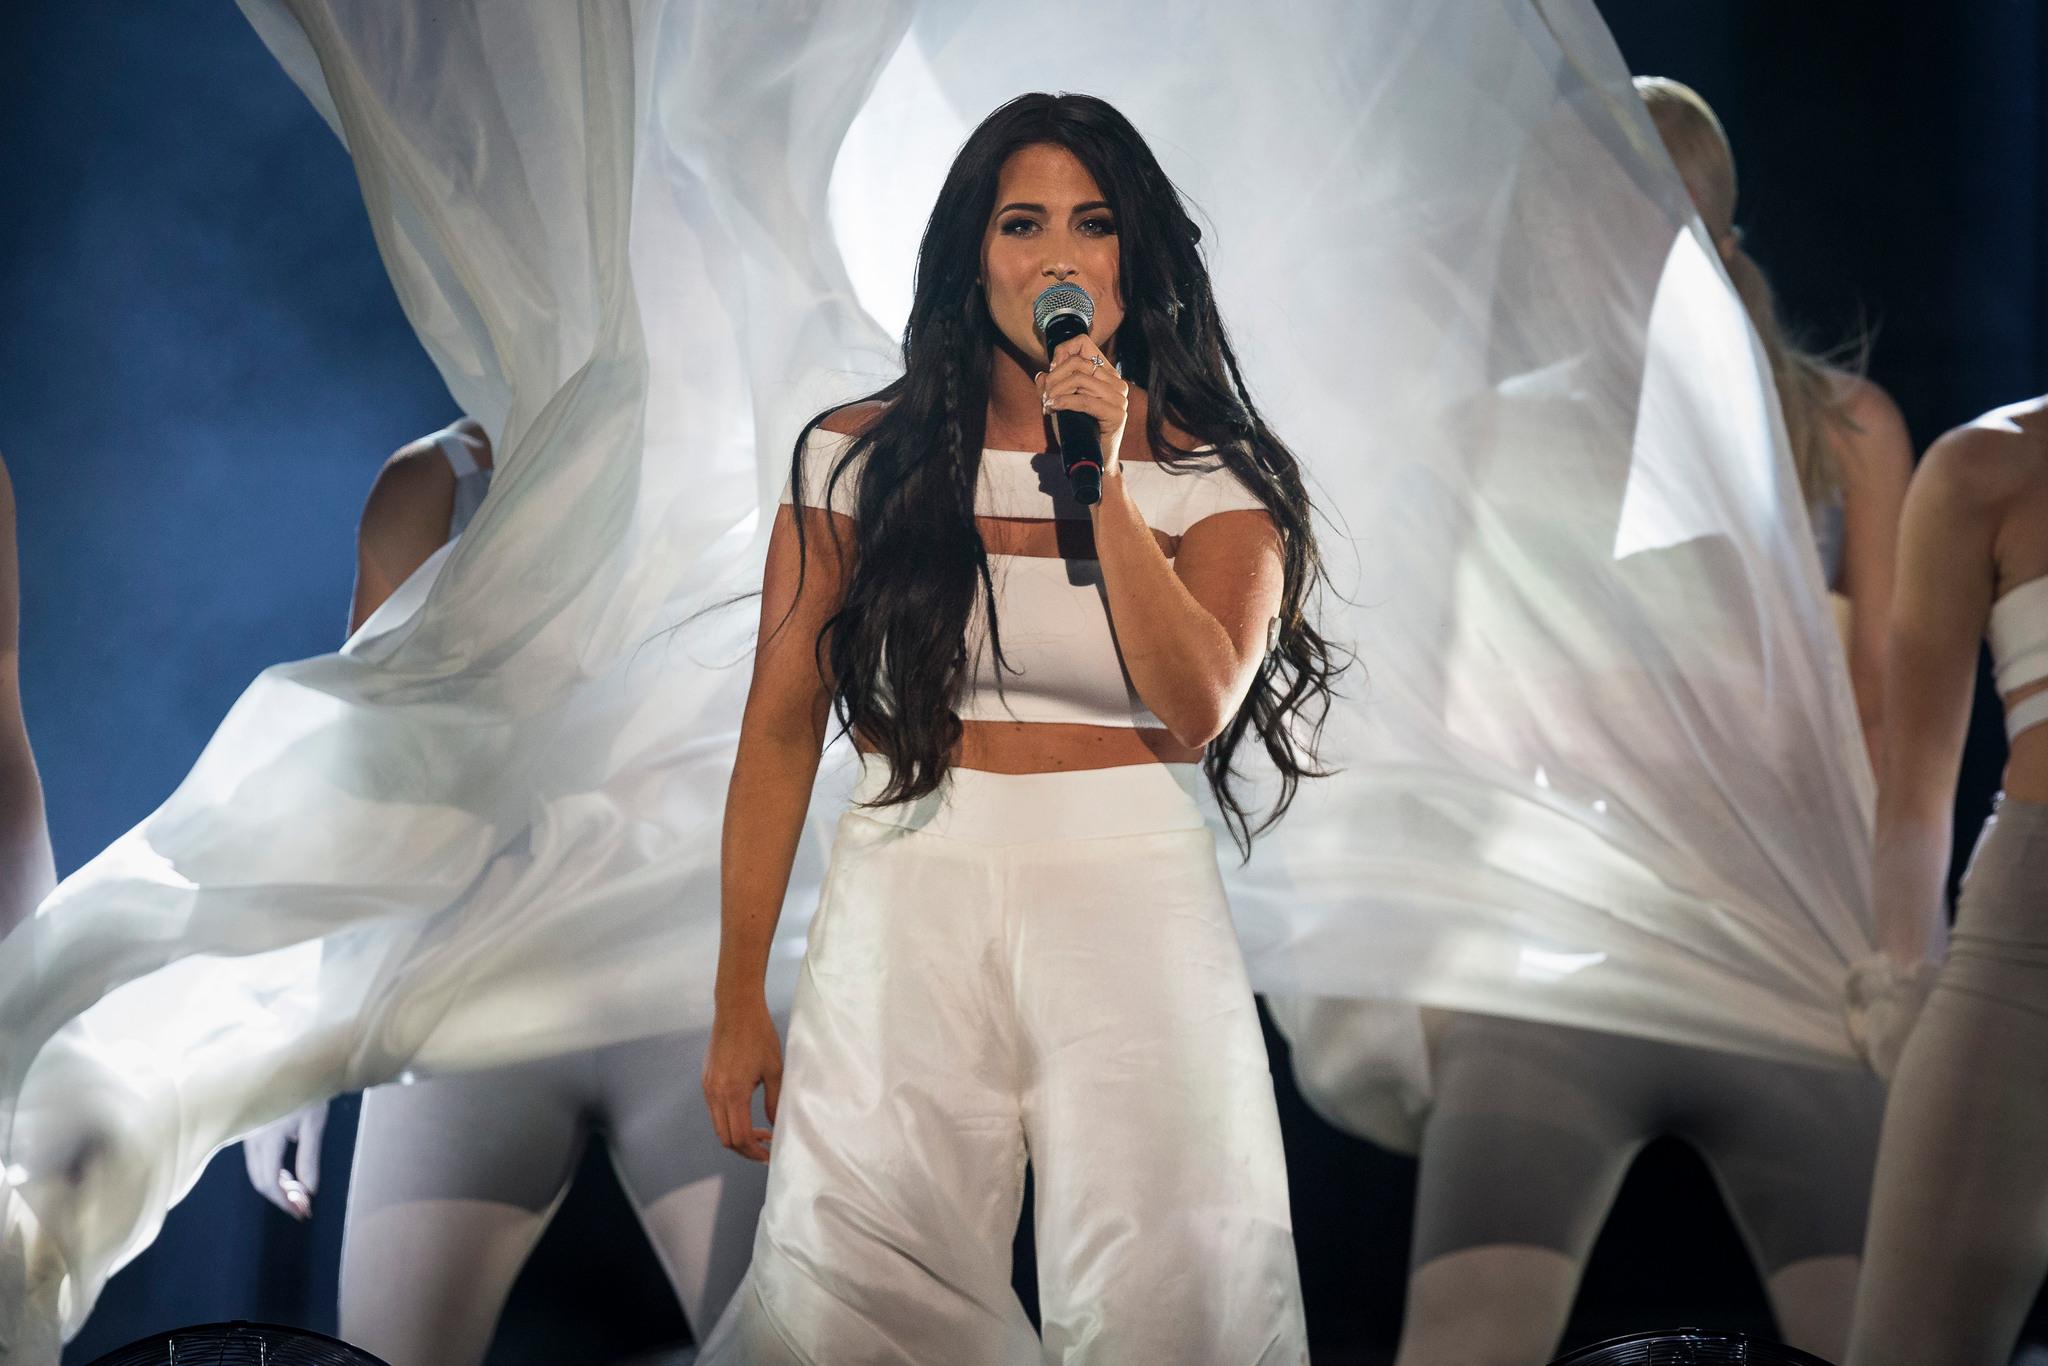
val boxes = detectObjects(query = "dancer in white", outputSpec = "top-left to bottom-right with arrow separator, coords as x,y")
697,93 -> 1336,1364
1846,395 -> 2048,1365
242,419 -> 765,1364
1301,78 -> 1914,1366
0,450 -> 54,938
1637,78 -> 1911,763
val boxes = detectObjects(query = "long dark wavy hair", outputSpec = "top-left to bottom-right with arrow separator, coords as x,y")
785,92 -> 1345,853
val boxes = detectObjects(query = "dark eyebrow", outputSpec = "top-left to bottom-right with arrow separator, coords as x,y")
993,200 -> 1115,217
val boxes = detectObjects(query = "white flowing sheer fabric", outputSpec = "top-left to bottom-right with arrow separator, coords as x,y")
0,0 -> 1871,1354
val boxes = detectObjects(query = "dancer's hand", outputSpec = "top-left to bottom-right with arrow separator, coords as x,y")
1038,334 -> 1128,478
704,994 -> 782,1163
241,1101 -> 328,1220
1846,954 -> 1940,1082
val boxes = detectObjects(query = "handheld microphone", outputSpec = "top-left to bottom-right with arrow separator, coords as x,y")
1031,282 -> 1103,506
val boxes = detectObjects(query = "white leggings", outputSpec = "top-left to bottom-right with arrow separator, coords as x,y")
701,762 -> 1307,1366
1848,797 -> 2048,1366
339,1030 -> 767,1366
1396,1013 -> 1882,1365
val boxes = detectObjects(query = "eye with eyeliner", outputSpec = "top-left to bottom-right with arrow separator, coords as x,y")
995,214 -> 1116,237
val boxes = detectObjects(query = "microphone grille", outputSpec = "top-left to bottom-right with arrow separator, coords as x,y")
1032,282 -> 1095,340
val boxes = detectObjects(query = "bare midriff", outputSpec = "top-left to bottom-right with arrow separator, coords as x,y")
852,716 -> 1201,775
847,720 -> 1196,774
1995,474 -> 2048,800
1991,416 -> 2048,800
2005,678 -> 2048,803
953,719 -> 1202,771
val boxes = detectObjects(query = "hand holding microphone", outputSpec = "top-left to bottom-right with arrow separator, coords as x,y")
1033,282 -> 1128,506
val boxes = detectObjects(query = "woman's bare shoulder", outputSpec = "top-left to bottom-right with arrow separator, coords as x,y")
357,436 -> 459,550
1158,419 -> 1206,456
1827,370 -> 1904,435
816,399 -> 892,438
1915,400 -> 2048,509
1121,385 -> 1207,462
371,436 -> 459,495
1824,370 -> 1912,488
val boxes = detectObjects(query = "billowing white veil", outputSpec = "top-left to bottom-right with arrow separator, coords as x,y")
0,1 -> 1871,1353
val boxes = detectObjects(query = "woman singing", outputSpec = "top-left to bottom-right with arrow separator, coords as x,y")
698,93 -> 1338,1364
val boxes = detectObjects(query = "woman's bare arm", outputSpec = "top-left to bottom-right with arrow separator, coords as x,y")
1090,483 -> 1284,748
1871,427 -> 2005,965
245,427 -> 487,1215
349,441 -> 461,634
1037,340 -> 1284,747
704,429 -> 855,1160
0,455 -> 54,936
1834,376 -> 1914,767
712,510 -> 845,1006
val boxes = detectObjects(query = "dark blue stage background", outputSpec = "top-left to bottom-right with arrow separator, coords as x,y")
1,5 -> 2043,1364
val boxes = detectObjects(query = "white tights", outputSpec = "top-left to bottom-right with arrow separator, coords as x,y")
1848,798 -> 2048,1366
339,1030 -> 767,1366
1393,1013 -> 1882,1365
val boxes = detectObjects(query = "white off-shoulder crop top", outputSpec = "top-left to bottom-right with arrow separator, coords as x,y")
1990,574 -> 2048,742
781,427 -> 1268,730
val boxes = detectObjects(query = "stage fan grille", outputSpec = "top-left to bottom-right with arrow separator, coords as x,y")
82,1320 -> 388,1366
1549,1329 -> 1837,1366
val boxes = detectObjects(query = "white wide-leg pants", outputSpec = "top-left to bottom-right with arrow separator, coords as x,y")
703,762 -> 1307,1365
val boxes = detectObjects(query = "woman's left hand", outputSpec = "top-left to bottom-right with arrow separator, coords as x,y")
1038,334 -> 1128,479
1845,953 -> 1941,1082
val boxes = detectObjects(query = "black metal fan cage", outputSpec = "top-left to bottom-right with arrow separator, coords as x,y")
81,1320 -> 390,1366
1549,1328 -> 1837,1366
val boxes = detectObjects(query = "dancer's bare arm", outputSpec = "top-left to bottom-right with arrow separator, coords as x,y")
348,441 -> 461,634
1835,376 -> 1914,768
246,427 -> 482,1216
1872,427 -> 2005,965
0,455 -> 54,938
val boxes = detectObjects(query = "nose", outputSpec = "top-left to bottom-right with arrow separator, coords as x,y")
1042,260 -> 1077,281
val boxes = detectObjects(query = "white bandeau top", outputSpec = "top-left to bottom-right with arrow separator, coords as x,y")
1990,574 -> 2048,742
781,426 -> 1268,729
